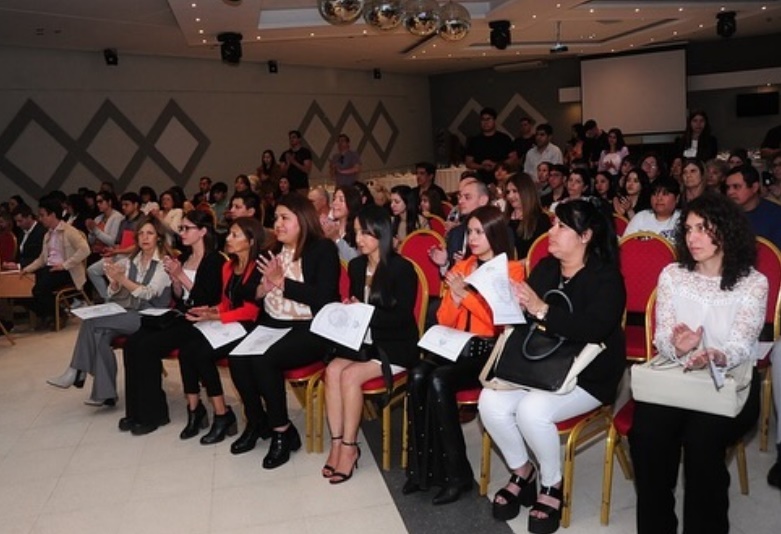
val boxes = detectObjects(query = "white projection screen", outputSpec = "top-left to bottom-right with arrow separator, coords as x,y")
580,48 -> 687,135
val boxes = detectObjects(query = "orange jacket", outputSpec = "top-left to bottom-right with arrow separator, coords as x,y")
436,255 -> 525,337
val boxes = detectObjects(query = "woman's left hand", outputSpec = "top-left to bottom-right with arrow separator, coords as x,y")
684,347 -> 727,370
103,258 -> 125,283
257,252 -> 284,289
186,305 -> 219,322
514,281 -> 544,315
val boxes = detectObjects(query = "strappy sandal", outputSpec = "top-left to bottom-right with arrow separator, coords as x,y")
528,484 -> 563,534
492,466 -> 537,521
329,441 -> 361,485
321,435 -> 342,478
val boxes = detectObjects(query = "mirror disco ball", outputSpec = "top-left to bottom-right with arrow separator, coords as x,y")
403,0 -> 440,36
318,0 -> 365,25
363,0 -> 405,31
437,1 -> 471,41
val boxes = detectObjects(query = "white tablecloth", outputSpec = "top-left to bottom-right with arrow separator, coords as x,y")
435,166 -> 466,193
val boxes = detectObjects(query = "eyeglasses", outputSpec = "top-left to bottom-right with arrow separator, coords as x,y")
178,224 -> 198,233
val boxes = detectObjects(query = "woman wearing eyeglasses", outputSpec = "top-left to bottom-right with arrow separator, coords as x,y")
119,210 -> 226,435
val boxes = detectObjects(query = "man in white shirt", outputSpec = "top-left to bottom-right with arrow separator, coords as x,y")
623,178 -> 681,243
523,123 -> 563,177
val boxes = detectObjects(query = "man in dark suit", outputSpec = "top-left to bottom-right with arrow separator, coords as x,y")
3,204 -> 45,270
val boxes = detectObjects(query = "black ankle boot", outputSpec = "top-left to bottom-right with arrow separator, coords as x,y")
230,422 -> 271,455
262,423 -> 302,469
432,477 -> 473,505
200,406 -> 238,445
180,401 -> 208,440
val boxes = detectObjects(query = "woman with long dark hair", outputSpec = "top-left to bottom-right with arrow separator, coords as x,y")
323,205 -> 419,483
228,194 -> 340,468
405,206 -> 525,505
504,173 -> 551,260
322,185 -> 362,262
119,210 -> 225,435
598,128 -> 629,177
613,167 -> 652,220
677,109 -> 718,161
480,199 -> 625,532
390,184 -> 429,247
630,193 -> 766,534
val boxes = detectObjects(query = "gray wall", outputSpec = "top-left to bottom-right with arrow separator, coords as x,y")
430,34 -> 781,162
0,47 -> 432,204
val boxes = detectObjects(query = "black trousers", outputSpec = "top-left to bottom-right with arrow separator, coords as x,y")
30,267 -> 72,319
123,320 -> 192,425
629,370 -> 760,534
229,320 -> 326,429
177,327 -> 240,397
405,354 -> 485,489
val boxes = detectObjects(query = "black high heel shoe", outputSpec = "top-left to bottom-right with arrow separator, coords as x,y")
329,441 -> 361,485
493,466 -> 538,521
200,406 -> 238,445
230,422 -> 271,455
263,423 -> 302,469
180,401 -> 208,440
73,370 -> 86,389
322,435 -> 343,478
527,484 -> 563,534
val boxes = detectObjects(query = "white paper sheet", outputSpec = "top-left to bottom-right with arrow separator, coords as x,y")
193,320 -> 247,349
138,307 -> 179,317
417,325 -> 476,362
463,253 -> 525,325
70,302 -> 127,320
310,302 -> 375,351
230,325 -> 292,356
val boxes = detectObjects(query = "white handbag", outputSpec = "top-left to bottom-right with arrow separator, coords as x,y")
631,355 -> 753,418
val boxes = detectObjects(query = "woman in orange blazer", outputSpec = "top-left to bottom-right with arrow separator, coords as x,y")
404,205 -> 524,505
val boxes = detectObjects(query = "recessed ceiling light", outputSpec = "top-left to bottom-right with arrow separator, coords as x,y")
590,9 -> 595,14
195,18 -> 200,22
310,32 -> 315,37
448,54 -> 452,57
650,37 -> 655,42
482,52 -> 486,56
412,55 -> 417,59
432,43 -> 437,48
532,15 -> 536,19
762,5 -> 767,10
191,3 -> 197,7
556,3 -> 561,7
256,36 -> 261,40
362,30 -> 367,34
635,8 -> 640,13
673,31 -> 678,35
201,39 -> 206,43
630,44 -> 634,48
679,7 -> 684,12
611,48 -> 615,52
699,23 -> 704,28
198,29 -> 203,34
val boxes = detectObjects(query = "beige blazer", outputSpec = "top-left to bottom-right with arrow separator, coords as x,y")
24,222 -> 90,289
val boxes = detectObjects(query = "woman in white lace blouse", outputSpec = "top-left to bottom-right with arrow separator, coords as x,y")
629,193 -> 767,534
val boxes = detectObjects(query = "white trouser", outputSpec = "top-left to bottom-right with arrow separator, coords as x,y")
771,340 -> 781,445
479,386 -> 601,487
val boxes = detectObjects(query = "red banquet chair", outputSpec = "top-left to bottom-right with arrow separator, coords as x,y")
525,231 -> 549,277
755,237 -> 781,451
398,229 -> 446,299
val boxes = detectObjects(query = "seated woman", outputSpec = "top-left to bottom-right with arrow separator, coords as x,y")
504,173 -> 550,260
405,206 -> 525,505
593,171 -> 616,204
120,210 -> 225,435
390,185 -> 429,248
679,158 -> 707,208
46,217 -> 172,406
323,205 -> 419,484
322,185 -> 361,263
229,194 -> 340,467
629,193 -> 766,534
177,217 -> 263,444
623,177 -> 681,243
420,188 -> 447,220
479,199 -> 625,533
550,168 -> 590,212
613,166 -> 651,220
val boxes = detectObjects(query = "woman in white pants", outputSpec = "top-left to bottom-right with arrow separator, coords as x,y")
479,198 -> 626,534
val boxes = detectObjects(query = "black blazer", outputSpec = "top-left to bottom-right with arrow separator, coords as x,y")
275,237 -> 340,317
179,251 -> 226,311
348,254 -> 419,368
528,255 -> 626,405
18,222 -> 46,268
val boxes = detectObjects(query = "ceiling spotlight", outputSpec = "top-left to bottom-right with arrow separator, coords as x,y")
268,60 -> 278,74
716,11 -> 736,38
103,48 -> 118,66
489,20 -> 511,50
217,32 -> 242,64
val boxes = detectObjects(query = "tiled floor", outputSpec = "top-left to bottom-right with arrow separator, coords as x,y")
0,323 -> 779,533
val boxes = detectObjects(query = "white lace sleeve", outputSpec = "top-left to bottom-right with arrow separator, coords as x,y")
721,270 -> 767,368
653,266 -> 677,360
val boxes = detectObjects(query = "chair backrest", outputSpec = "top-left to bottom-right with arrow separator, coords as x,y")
619,232 -> 676,314
441,201 -> 454,219
613,214 -> 629,236
644,288 -> 658,361
410,260 -> 429,337
526,231 -> 549,277
427,215 -> 447,238
339,260 -> 350,301
755,237 -> 781,340
398,229 -> 445,298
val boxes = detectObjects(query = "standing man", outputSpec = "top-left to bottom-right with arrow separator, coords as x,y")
523,124 -> 563,177
329,134 -> 361,187
464,107 -> 513,185
279,130 -> 313,195
509,116 -> 537,166
725,164 -> 781,249
582,119 -> 609,170
22,197 -> 90,328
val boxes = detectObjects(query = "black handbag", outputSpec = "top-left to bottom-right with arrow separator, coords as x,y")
479,290 -> 604,394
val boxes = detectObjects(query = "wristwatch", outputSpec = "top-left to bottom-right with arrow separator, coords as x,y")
534,303 -> 549,321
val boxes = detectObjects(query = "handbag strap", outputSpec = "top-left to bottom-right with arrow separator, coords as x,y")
479,326 -> 513,388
